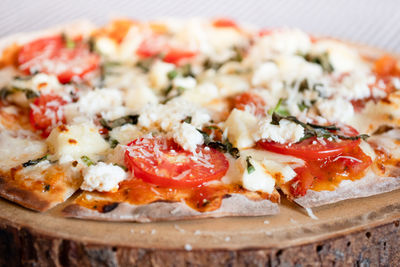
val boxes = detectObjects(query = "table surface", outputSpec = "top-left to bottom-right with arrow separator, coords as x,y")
0,0 -> 399,53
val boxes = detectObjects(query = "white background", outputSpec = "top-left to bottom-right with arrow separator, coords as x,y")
0,0 -> 399,52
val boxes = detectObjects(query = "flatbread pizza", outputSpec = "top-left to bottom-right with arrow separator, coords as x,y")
0,18 -> 399,221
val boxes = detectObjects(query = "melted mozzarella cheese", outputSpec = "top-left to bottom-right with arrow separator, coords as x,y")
47,124 -> 109,161
224,108 -> 258,149
241,157 -> 275,194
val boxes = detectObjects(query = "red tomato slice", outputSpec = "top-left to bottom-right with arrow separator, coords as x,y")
124,137 -> 229,189
18,35 -> 100,83
136,36 -> 197,65
232,91 -> 266,116
289,147 -> 372,197
29,94 -> 67,137
257,125 -> 361,160
212,18 -> 238,28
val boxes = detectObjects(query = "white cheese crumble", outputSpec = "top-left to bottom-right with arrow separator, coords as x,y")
149,60 -> 175,90
316,97 -> 355,123
254,117 -> 305,144
64,88 -> 123,123
173,76 -> 197,90
139,99 -> 211,131
170,122 -> 204,152
80,162 -> 127,192
255,28 -> 311,57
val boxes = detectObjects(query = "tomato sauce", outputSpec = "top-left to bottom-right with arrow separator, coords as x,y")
76,179 -> 278,213
287,147 -> 372,197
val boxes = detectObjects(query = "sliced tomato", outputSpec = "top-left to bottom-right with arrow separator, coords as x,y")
257,125 -> 361,160
232,91 -> 266,116
124,137 -> 229,189
29,94 -> 67,137
136,36 -> 197,65
289,167 -> 314,197
212,18 -> 238,28
289,147 -> 372,197
18,35 -> 100,83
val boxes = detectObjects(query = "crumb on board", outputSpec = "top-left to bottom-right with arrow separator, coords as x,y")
184,244 -> 192,251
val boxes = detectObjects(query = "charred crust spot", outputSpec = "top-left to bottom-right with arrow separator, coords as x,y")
58,125 -> 68,132
102,202 -> 119,213
372,125 -> 394,135
223,194 -> 232,199
68,139 -> 77,144
71,161 -> 78,167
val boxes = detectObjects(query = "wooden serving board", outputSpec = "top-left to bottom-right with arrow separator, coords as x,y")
1,188 -> 400,266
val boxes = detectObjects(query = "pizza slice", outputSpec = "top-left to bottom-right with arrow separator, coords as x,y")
0,22 -> 103,211
1,18 -> 400,222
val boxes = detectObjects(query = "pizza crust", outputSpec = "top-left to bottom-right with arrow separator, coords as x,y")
294,171 -> 400,208
0,175 -> 77,212
62,194 -> 279,222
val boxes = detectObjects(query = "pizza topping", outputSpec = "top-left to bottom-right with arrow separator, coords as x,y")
224,108 -> 258,149
100,114 -> 139,130
22,154 -> 48,167
2,18 -> 400,215
288,146 -> 372,197
125,136 -> 229,188
64,88 -> 124,123
30,94 -> 67,137
255,114 -> 305,144
81,162 -> 127,192
47,123 -> 109,161
17,35 -> 100,83
241,156 -> 275,194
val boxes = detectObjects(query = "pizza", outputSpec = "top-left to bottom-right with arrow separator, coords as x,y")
0,18 -> 399,222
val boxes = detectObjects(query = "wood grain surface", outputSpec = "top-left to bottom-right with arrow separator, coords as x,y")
1,187 -> 400,266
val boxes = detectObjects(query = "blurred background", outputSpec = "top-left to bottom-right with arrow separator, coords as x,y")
0,0 -> 398,52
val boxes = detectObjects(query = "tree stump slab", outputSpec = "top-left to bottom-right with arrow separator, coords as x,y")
1,188 -> 400,266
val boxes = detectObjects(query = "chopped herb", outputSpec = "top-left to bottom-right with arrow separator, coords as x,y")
163,85 -> 174,97
298,101 -> 309,111
271,112 -> 369,141
246,156 -> 256,174
298,79 -> 309,92
0,86 -> 40,100
88,37 -> 96,52
302,52 -> 334,73
180,64 -> 195,77
268,98 -> 290,116
232,46 -> 244,62
43,184 -> 50,192
182,116 -> 192,124
61,33 -> 76,49
162,86 -> 186,104
167,69 -> 178,80
136,58 -> 155,72
197,129 -> 240,159
110,139 -> 119,148
81,156 -> 94,166
205,125 -> 219,130
22,155 -> 48,167
100,115 -> 139,130
203,59 -> 223,70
